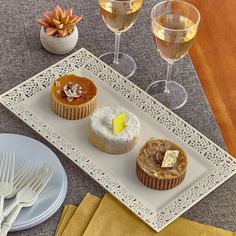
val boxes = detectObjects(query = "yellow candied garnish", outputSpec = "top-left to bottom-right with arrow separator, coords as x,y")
161,150 -> 179,168
112,113 -> 126,135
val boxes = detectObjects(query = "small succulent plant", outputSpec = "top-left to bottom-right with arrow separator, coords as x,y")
36,5 -> 82,37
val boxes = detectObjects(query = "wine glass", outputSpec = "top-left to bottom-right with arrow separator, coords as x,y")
147,0 -> 200,110
98,0 -> 143,78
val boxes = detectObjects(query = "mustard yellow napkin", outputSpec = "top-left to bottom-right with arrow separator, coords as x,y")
55,205 -> 77,236
60,193 -> 101,236
55,205 -> 69,235
56,193 -> 235,236
82,193 -> 235,236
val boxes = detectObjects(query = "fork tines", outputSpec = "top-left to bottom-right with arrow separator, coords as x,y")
0,152 -> 15,225
28,163 -> 54,192
0,152 -> 15,184
5,160 -> 38,199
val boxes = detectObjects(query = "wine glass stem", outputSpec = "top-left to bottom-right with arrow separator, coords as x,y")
113,33 -> 121,64
164,63 -> 173,93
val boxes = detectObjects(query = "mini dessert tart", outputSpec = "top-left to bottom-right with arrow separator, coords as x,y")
88,107 -> 140,154
136,138 -> 188,190
50,74 -> 97,120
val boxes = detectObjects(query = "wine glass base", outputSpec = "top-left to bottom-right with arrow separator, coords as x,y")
146,80 -> 187,110
99,52 -> 136,78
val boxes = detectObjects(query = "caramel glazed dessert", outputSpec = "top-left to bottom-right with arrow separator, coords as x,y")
51,74 -> 97,120
88,107 -> 140,154
136,138 -> 188,190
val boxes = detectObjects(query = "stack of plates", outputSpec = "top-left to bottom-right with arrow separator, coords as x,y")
0,133 -> 67,231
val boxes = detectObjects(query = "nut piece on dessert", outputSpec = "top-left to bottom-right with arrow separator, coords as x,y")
50,74 -> 97,120
136,138 -> 188,190
88,106 -> 140,154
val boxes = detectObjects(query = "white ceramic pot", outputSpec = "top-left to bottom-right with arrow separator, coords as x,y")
40,26 -> 78,55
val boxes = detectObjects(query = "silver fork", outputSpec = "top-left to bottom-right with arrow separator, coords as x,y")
0,152 -> 15,226
3,163 -> 54,218
5,160 -> 38,199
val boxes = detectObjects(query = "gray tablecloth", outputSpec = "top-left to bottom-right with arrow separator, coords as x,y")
0,0 -> 235,235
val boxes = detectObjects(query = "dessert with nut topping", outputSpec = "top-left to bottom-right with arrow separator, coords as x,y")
50,74 -> 97,119
136,138 -> 188,190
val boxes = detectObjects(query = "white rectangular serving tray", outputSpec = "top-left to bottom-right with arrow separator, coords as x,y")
1,48 -> 236,232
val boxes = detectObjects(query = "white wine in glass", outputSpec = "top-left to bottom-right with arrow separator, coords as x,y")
147,1 -> 200,110
98,0 -> 143,78
99,0 -> 142,33
153,14 -> 198,63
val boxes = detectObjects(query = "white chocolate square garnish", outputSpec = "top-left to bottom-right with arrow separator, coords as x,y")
161,150 -> 179,168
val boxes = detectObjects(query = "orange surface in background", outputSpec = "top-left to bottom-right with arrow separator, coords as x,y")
185,0 -> 236,157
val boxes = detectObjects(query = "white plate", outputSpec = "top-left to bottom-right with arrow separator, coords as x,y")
0,133 -> 68,231
0,48 -> 236,232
